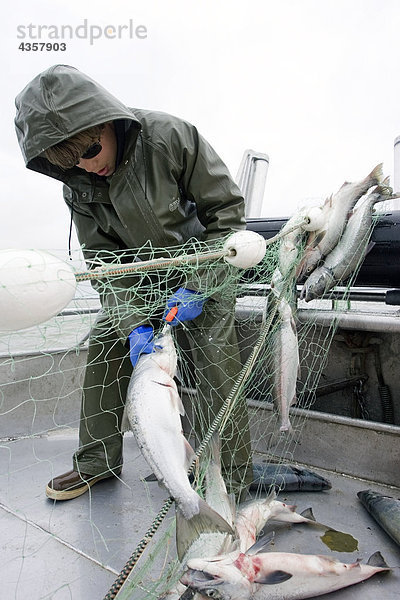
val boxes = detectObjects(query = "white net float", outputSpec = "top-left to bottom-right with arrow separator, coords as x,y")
0,249 -> 77,331
223,230 -> 267,268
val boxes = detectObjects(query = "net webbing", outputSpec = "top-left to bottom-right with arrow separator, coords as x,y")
0,213 -> 380,599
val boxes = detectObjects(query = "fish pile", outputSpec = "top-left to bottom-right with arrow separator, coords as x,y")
158,426 -> 379,600
176,453 -> 390,599
177,461 -> 390,599
270,164 -> 394,433
297,163 -> 385,286
174,448 -> 391,599
123,281 -> 392,599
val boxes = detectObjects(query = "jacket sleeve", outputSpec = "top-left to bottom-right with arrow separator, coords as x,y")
179,124 -> 246,240
174,123 -> 246,296
64,189 -> 152,342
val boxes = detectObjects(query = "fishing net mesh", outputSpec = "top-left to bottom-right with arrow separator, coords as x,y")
0,219 -> 378,599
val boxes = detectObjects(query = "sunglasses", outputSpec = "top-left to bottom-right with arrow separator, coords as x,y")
78,141 -> 102,162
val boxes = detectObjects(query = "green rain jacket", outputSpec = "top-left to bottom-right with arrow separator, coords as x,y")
15,64 -> 246,340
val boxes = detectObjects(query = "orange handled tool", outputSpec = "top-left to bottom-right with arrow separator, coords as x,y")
165,305 -> 178,323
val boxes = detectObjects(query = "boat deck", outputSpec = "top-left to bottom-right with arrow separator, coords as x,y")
1,429 -> 399,600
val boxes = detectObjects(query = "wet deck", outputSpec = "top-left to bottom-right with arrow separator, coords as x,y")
1,428 -> 399,599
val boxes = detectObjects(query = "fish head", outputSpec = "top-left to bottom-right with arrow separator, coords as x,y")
269,500 -> 298,521
180,564 -> 250,600
296,247 -> 321,281
300,266 -> 334,302
152,329 -> 177,375
181,553 -> 251,600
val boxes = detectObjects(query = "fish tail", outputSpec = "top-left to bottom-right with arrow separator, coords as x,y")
279,416 -> 294,434
176,496 -> 234,561
367,551 -> 390,570
374,177 -> 392,197
368,163 -> 384,185
279,423 -> 293,433
300,507 -> 316,521
299,507 -> 333,530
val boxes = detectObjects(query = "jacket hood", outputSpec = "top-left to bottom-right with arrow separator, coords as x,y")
14,64 -> 141,181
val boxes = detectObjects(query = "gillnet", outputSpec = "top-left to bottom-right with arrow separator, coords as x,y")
0,203 -> 383,599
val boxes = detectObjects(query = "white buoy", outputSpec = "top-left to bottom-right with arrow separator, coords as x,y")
0,249 -> 77,332
223,230 -> 267,268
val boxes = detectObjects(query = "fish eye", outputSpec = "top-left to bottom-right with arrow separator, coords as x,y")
205,590 -> 222,599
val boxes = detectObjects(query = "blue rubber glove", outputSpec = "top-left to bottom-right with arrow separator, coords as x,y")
163,287 -> 205,326
128,325 -> 155,368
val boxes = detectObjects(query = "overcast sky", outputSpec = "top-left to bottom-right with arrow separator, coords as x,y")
2,0 -> 400,253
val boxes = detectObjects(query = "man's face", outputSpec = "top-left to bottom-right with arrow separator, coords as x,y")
76,122 -> 117,177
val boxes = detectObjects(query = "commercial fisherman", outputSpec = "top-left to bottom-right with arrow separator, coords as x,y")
15,64 -> 255,502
